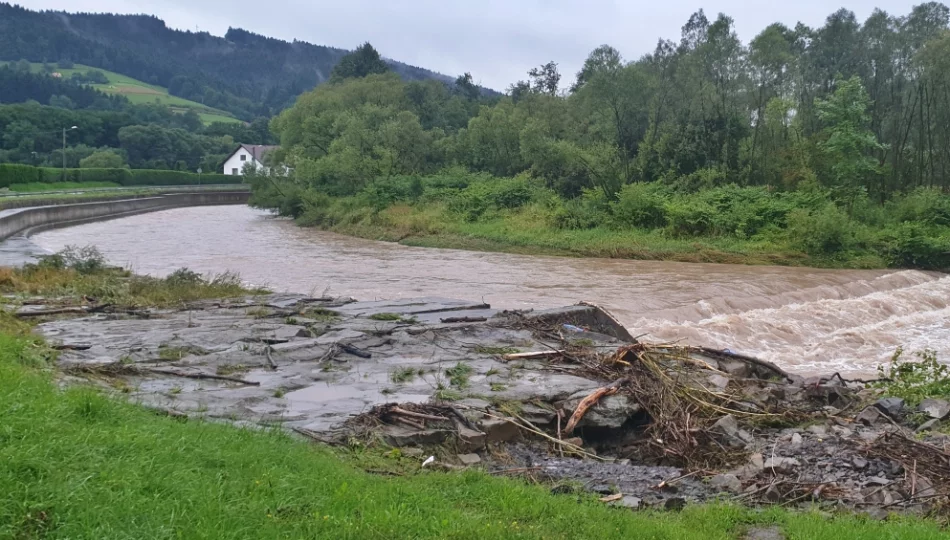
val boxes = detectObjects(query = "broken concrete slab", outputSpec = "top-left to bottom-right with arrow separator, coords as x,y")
918,399 -> 950,420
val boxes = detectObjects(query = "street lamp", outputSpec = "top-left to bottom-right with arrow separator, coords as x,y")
62,125 -> 77,181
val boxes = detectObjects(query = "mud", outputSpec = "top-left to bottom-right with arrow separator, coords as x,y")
38,293 -> 950,516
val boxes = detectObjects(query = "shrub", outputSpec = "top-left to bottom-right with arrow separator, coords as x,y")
448,177 -> 537,221
165,268 -> 205,286
664,200 -> 716,237
785,203 -> 855,255
878,223 -> 950,270
612,183 -> 668,229
551,189 -> 610,230
887,188 -> 950,227
874,348 -> 950,407
34,245 -> 107,274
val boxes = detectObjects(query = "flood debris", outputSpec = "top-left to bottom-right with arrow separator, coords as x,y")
36,292 -> 950,516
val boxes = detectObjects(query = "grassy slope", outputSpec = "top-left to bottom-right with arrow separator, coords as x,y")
7,181 -> 120,192
310,203 -> 882,269
0,264 -> 946,538
4,62 -> 240,125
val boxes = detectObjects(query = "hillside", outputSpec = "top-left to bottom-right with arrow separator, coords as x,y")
0,62 -> 240,125
0,3 -> 462,121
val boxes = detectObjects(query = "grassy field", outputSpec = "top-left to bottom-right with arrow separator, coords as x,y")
0,260 -> 947,538
7,181 -> 120,193
4,61 -> 241,125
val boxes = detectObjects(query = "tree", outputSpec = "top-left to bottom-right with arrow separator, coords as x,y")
15,59 -> 31,73
815,76 -> 884,195
454,72 -> 480,101
528,61 -> 561,95
572,45 -> 623,91
330,43 -> 390,82
48,95 -> 75,109
79,149 -> 126,168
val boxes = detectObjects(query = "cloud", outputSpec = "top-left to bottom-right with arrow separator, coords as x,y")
18,0 -> 922,90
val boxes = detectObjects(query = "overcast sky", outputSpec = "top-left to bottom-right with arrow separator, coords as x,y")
19,0 -> 925,90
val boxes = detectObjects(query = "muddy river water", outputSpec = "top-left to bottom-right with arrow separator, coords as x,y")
31,205 -> 950,375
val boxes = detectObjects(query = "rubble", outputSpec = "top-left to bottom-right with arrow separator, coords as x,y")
32,292 -> 950,515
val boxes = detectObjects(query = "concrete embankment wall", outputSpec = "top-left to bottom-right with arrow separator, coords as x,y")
0,191 -> 249,241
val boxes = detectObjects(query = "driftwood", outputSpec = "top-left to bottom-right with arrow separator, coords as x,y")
440,316 -> 488,323
502,350 -> 565,361
389,406 -> 448,422
564,378 -> 630,435
147,368 -> 260,386
264,345 -> 278,370
16,306 -> 91,317
340,343 -> 372,359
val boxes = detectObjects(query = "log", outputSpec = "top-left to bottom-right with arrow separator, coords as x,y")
147,369 -> 260,386
340,343 -> 372,359
564,378 -> 629,435
264,345 -> 278,370
502,350 -> 564,361
440,316 -> 488,323
16,306 -> 90,317
389,406 -> 449,422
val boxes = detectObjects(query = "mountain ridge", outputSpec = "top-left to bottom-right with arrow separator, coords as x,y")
0,3 -> 461,120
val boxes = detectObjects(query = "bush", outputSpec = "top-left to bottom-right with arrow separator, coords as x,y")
878,223 -> 950,270
887,188 -> 950,227
874,348 -> 950,407
0,163 -> 42,188
786,203 -> 855,255
611,183 -> 668,229
448,177 -> 537,221
551,189 -> 610,230
664,200 -> 716,237
34,246 -> 107,274
165,268 -> 205,286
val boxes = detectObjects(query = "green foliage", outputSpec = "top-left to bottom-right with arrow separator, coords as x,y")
35,245 -> 107,274
329,43 -> 390,82
878,223 -> 950,269
786,204 -> 855,255
79,150 -> 126,169
611,183 -> 668,228
874,349 -> 950,407
445,362 -> 474,389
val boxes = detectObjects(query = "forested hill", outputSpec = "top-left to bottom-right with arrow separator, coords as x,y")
0,3 -> 455,120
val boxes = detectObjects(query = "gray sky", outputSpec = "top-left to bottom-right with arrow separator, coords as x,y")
19,0 -> 925,90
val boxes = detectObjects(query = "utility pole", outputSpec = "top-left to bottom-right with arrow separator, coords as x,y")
62,125 -> 77,181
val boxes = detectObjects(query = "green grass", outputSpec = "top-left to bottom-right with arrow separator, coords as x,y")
4,62 -> 240,125
7,181 -> 120,193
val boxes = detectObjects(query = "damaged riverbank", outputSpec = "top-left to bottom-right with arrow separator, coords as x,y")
26,282 -> 950,521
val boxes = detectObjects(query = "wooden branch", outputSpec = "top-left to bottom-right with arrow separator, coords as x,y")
389,406 -> 448,422
147,369 -> 260,386
502,350 -> 565,361
264,345 -> 278,370
440,316 -> 488,323
564,378 -> 630,435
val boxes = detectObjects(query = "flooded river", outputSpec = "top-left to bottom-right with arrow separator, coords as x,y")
31,205 -> 950,375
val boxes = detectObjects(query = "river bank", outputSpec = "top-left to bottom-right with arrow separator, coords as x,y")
4,250 -> 950,537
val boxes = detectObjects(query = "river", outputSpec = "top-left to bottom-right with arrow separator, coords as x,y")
30,205 -> 950,376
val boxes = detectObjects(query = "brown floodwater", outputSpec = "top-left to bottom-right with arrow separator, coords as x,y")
31,205 -> 950,375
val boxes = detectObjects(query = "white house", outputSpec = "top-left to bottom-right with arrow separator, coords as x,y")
222,144 -> 279,176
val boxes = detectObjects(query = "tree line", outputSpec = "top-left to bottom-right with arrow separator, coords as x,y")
0,66 -> 275,172
253,5 -> 950,269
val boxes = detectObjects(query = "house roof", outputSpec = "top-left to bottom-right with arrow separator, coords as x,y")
224,144 -> 279,164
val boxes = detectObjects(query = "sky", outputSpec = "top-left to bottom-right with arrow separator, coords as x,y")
17,0 -> 925,90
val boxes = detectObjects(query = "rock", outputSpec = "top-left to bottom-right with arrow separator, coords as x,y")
563,436 -> 583,447
805,384 -> 850,405
480,419 -> 521,443
709,473 -> 742,492
764,457 -> 801,475
707,374 -> 731,391
711,414 -> 754,448
403,447 -> 424,457
790,433 -> 803,446
806,424 -> 828,437
520,403 -> 557,425
732,453 -> 765,480
619,496 -> 642,510
852,456 -> 869,470
745,527 -> 785,540
561,392 -> 641,430
383,426 -> 452,447
916,419 -> 939,433
664,497 -> 686,511
866,476 -> 891,486
717,359 -> 752,378
831,425 -> 854,438
874,397 -> 905,418
457,453 -> 481,466
457,425 -> 487,451
918,398 -> 950,420
855,407 -> 883,426
864,507 -> 889,521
